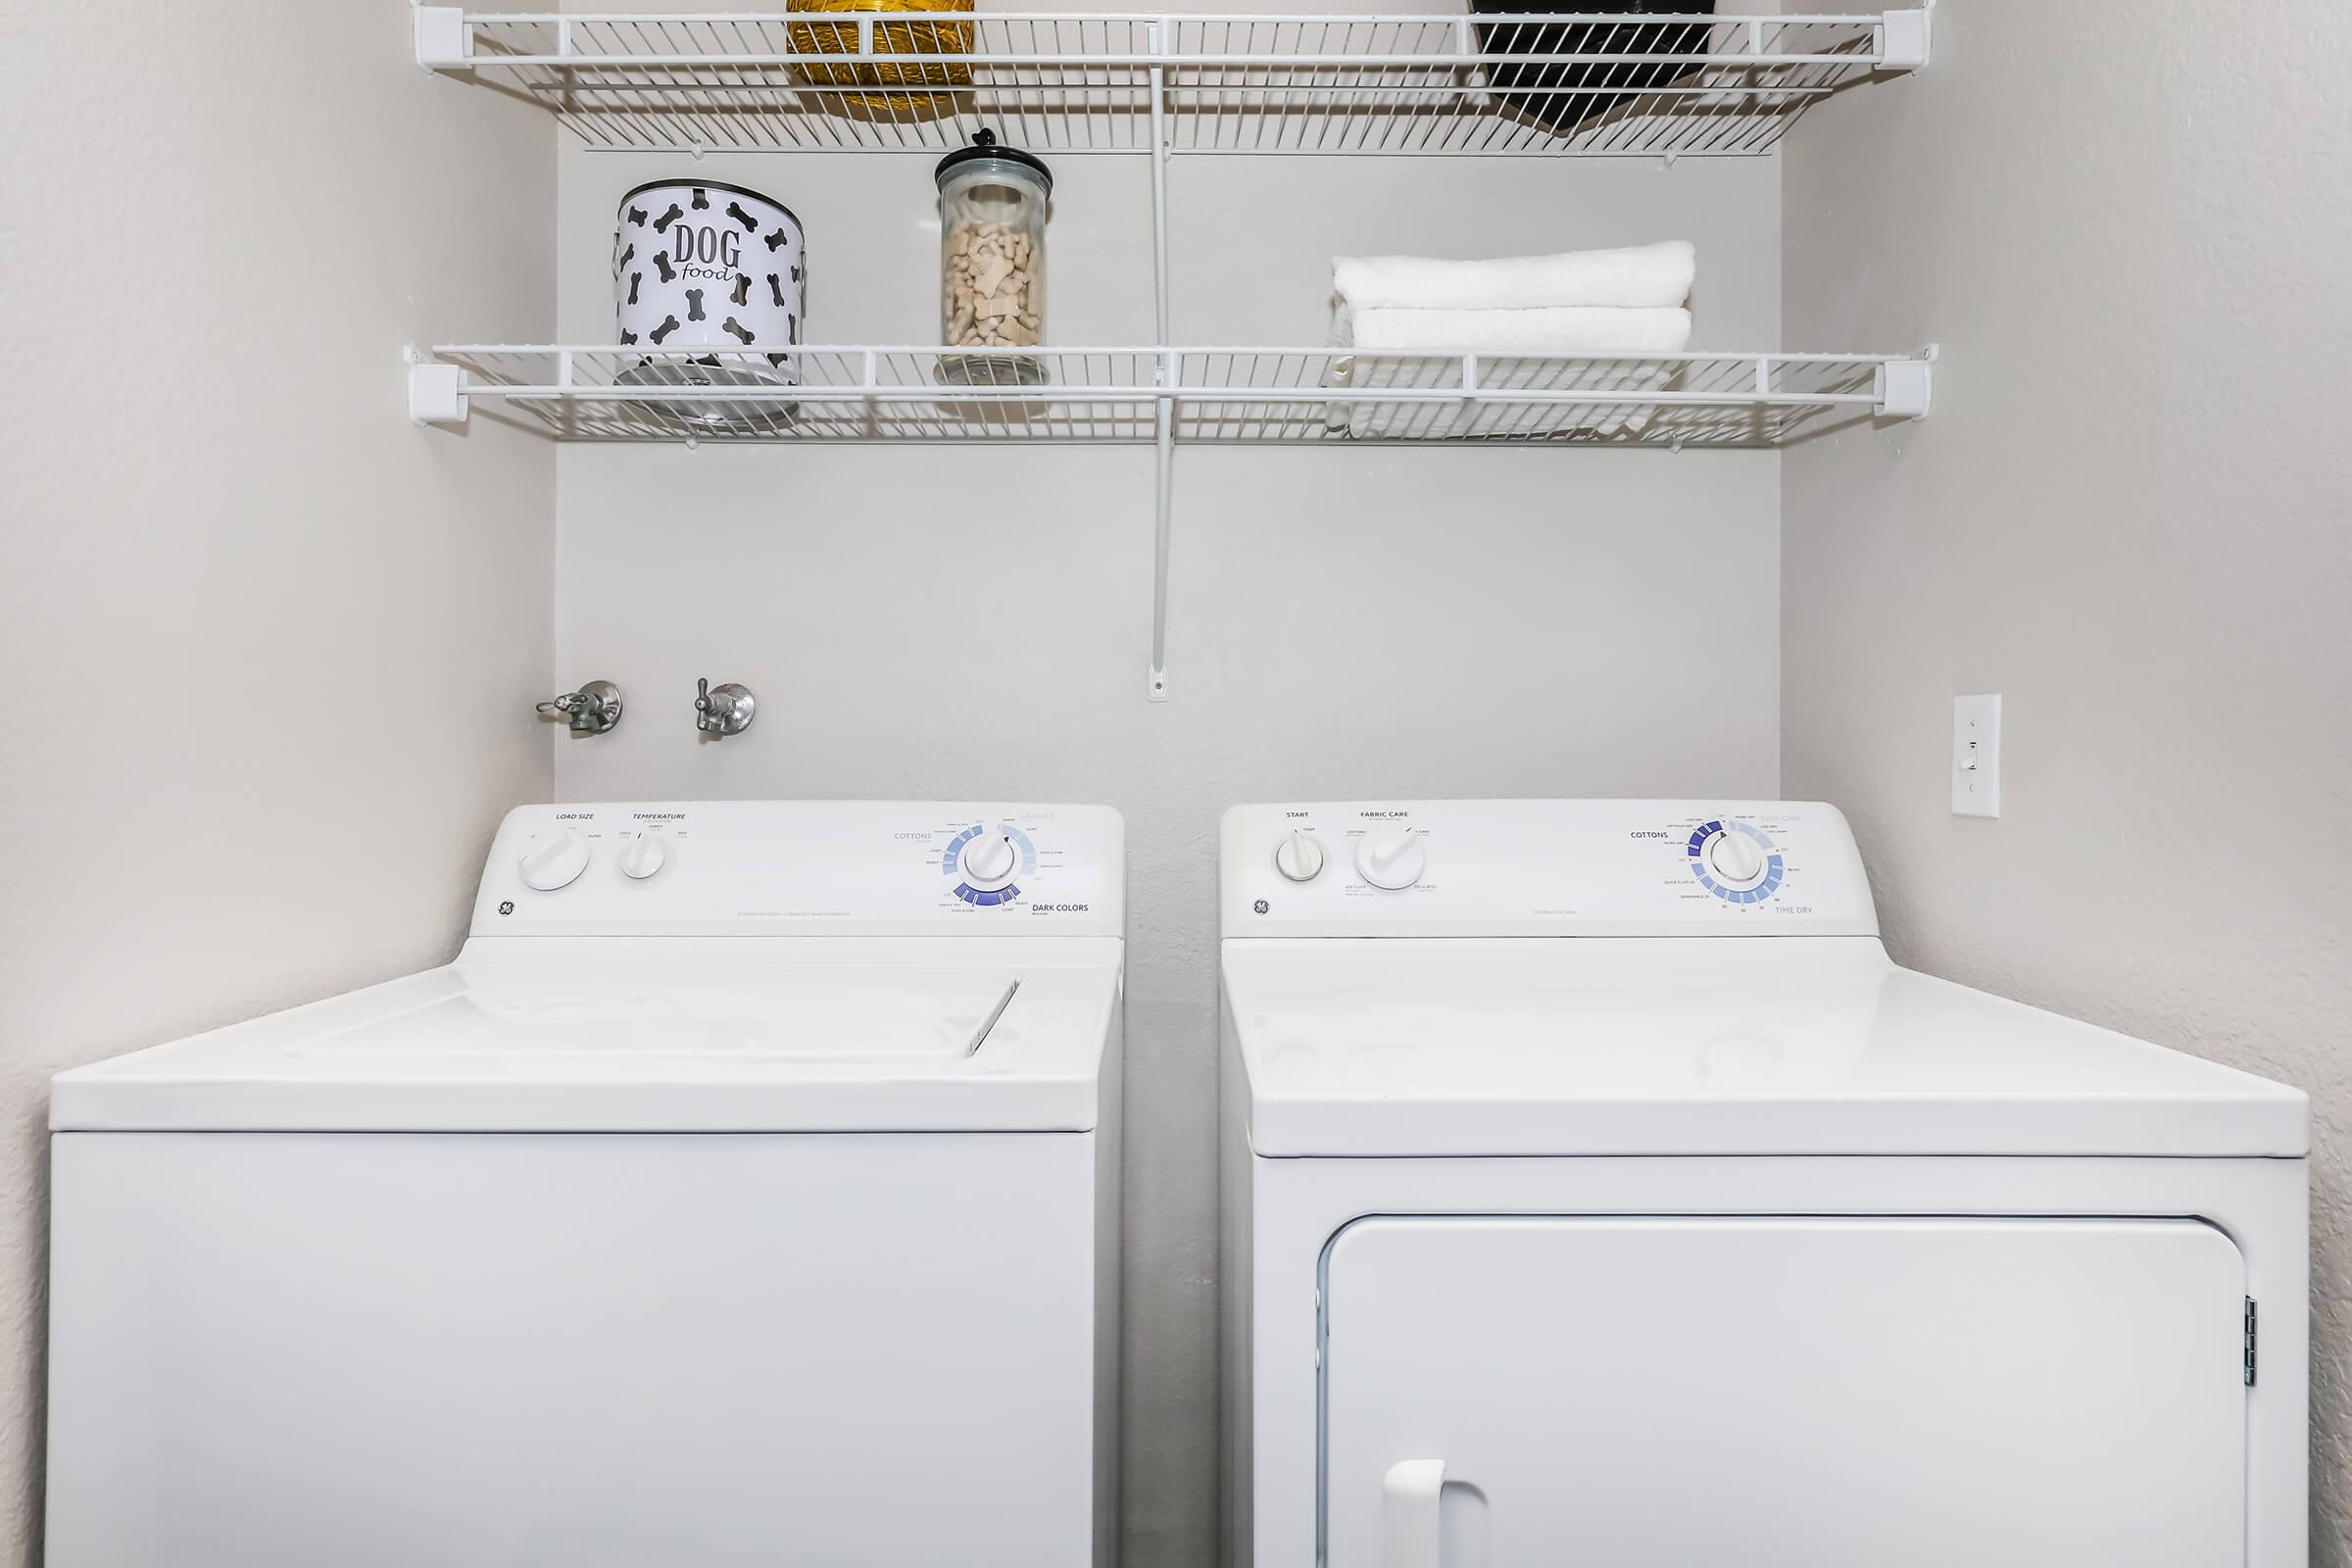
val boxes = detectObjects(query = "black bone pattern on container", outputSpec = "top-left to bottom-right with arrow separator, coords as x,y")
766,351 -> 790,367
653,203 -> 683,233
721,317 -> 757,344
790,261 -> 804,285
685,288 -> 706,322
691,188 -> 710,210
627,272 -> 642,305
730,274 -> 753,307
617,243 -> 635,271
619,328 -> 638,345
649,315 -> 680,344
654,252 -> 676,283
763,228 -> 790,252
766,273 -> 786,308
726,201 -> 759,232
625,205 -> 647,227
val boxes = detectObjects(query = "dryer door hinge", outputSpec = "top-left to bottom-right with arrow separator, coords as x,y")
2243,1297 -> 2258,1388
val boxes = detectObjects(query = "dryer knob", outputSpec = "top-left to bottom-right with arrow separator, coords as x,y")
518,829 -> 590,892
1355,826 -> 1426,891
1707,827 -> 1767,886
1274,831 -> 1326,883
618,832 -> 667,880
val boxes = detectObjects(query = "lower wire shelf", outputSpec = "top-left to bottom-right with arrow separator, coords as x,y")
410,345 -> 1933,447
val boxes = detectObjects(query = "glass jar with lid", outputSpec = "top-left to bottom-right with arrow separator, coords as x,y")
935,129 -> 1051,385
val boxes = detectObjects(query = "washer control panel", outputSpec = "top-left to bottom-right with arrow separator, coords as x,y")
473,802 -> 1123,937
1220,800 -> 1876,938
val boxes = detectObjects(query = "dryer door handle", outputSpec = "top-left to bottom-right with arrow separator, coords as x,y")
1382,1458 -> 1447,1568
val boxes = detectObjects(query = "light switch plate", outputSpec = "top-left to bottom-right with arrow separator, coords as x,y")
1953,694 -> 2001,817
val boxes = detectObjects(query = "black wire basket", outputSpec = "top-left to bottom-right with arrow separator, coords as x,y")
1471,1 -> 1721,136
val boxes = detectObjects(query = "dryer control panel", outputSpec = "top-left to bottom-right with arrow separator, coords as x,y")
473,801 -> 1124,938
1220,800 -> 1877,938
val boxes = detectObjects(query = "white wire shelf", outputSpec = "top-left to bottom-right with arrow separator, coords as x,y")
409,345 -> 1933,445
416,9 -> 1928,157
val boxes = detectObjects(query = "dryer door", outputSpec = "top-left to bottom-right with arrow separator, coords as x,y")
1322,1215 -> 2246,1568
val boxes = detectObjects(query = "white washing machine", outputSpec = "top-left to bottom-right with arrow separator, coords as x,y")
47,801 -> 1123,1568
1218,800 -> 2307,1568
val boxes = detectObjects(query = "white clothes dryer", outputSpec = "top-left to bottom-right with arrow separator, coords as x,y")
1219,800 -> 2305,1568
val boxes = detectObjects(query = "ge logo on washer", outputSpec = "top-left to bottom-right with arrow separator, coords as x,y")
498,901 -> 515,915
1253,899 -> 1270,914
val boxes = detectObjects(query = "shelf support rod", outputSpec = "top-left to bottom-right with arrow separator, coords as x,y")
1146,20 -> 1174,701
1148,19 -> 1171,341
1149,380 -> 1175,703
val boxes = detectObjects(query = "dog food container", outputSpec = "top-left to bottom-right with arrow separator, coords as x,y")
613,179 -> 805,429
935,130 -> 1049,386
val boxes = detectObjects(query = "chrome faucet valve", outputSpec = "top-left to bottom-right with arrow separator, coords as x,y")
694,677 -> 756,737
538,680 -> 624,735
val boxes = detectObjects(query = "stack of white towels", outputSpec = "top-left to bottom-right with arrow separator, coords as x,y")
1326,239 -> 1695,438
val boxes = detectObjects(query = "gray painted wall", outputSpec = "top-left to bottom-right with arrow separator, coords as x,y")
0,8 -> 556,1562
551,147 -> 1784,1557
1780,2 -> 2352,1556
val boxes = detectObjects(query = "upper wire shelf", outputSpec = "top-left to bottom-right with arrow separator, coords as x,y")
416,9 -> 1929,157
409,345 -> 1934,446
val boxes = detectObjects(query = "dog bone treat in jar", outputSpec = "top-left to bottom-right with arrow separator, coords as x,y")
612,179 -> 805,428
935,130 -> 1050,385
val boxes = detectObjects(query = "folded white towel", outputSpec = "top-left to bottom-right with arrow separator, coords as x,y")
1328,306 -> 1693,439
1344,304 -> 1692,356
1333,241 -> 1694,313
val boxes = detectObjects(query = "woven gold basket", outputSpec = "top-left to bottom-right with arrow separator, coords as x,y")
787,0 -> 976,117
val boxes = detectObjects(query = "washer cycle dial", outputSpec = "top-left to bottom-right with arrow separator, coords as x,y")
944,823 -> 1036,906
1688,819 -> 1784,904
959,832 -> 1019,891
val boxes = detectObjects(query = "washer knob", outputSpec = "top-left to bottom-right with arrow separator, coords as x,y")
959,831 -> 1020,892
618,831 -> 667,880
518,829 -> 590,892
1354,826 -> 1426,891
1274,831 -> 1325,883
1707,826 -> 1767,886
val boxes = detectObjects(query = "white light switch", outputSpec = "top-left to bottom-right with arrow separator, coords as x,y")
1952,694 -> 2002,817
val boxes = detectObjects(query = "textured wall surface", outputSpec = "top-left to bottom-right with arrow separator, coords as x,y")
549,140 -> 1784,1558
1780,2 -> 2352,1557
0,6 -> 555,1562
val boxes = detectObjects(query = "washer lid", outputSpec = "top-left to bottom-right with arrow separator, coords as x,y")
1223,938 -> 2306,1157
51,940 -> 1119,1133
